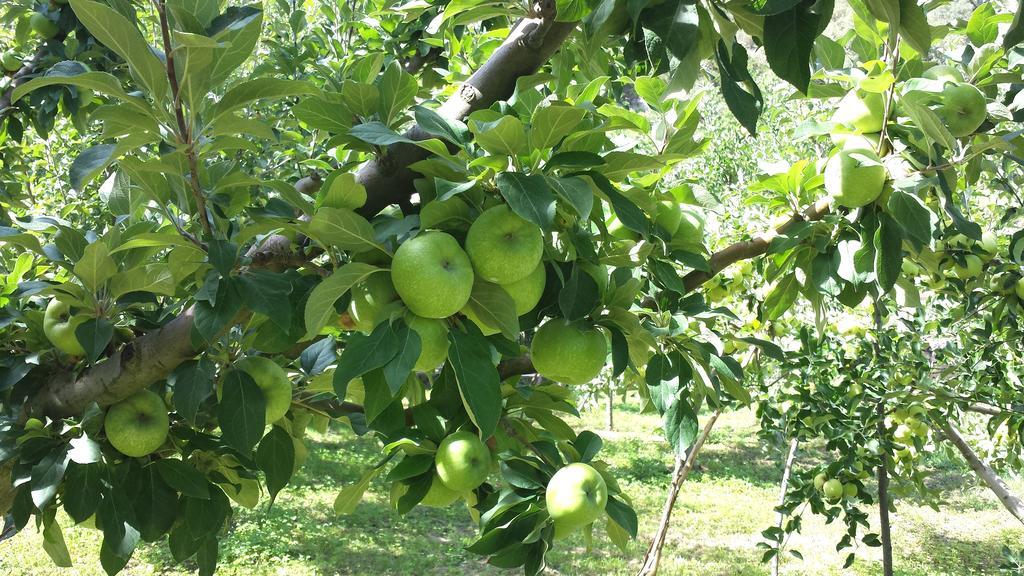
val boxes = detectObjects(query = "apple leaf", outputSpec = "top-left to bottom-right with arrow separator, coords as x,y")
447,324 -> 502,439
383,319 -> 421,395
218,371 -> 266,454
63,462 -> 103,523
332,321 -> 401,399
306,207 -> 388,254
302,262 -> 380,340
170,359 -> 215,427
465,280 -> 519,341
41,509 -> 72,567
663,397 -> 698,456
874,212 -> 904,294
256,426 -> 295,506
154,459 -> 210,500
496,172 -> 556,232
605,495 -> 638,538
334,466 -> 381,515
76,318 -> 114,364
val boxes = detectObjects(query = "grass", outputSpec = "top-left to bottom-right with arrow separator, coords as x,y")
2,404 -> 1021,575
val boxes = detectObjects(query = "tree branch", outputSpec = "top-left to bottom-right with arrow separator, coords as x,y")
939,420 -> 1024,525
356,17 -> 577,217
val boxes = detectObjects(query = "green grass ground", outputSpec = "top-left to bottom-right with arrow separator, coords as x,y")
2,405 -> 1021,575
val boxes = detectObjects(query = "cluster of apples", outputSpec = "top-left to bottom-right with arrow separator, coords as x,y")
346,202 -> 611,385
813,471 -> 858,502
824,64 -> 988,211
890,406 -> 929,463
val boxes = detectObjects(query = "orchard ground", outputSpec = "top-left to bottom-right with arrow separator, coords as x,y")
3,405 -> 1019,576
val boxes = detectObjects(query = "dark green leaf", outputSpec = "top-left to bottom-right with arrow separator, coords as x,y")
218,371 -> 266,453
333,321 -> 401,399
447,325 -> 502,439
874,212 -> 904,293
76,318 -> 114,364
256,426 -> 295,505
715,41 -> 763,135
154,459 -> 210,500
664,398 -> 698,455
558,266 -> 601,321
170,359 -> 215,426
496,172 -> 557,232
764,0 -> 830,94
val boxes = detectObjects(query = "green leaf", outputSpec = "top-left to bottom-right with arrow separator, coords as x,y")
303,263 -> 381,339
208,6 -> 264,87
99,486 -> 140,576
874,213 -> 903,293
715,41 -> 763,136
211,78 -> 317,124
559,265 -> 601,321
414,105 -> 469,145
641,0 -> 700,61
63,462 -> 104,523
898,0 -> 931,54
586,172 -> 649,235
763,0 -> 829,94
75,319 -> 114,364
496,172 -> 556,231
134,465 -> 178,542
74,241 -> 117,290
531,105 -> 588,150
664,398 -> 698,456
109,264 -> 177,299
192,277 -> 243,344
383,319 -> 422,394
256,426 -> 295,505
546,176 -> 593,220
555,0 -> 590,21
1004,1 -> 1024,48
900,95 -> 955,150
334,466 -> 381,514
471,116 -> 528,157
447,325 -> 502,438
886,190 -> 934,250
41,510 -> 72,567
69,0 -> 169,102
349,121 -> 415,146
317,171 -> 367,211
237,270 -> 293,331
605,495 -> 638,538
966,3 -> 999,46
170,359 -> 214,426
218,371 -> 267,453
71,144 -> 119,192
294,93 -> 352,134
376,62 -> 418,126
12,67 -> 151,115
154,459 -> 210,500
761,274 -> 800,321
333,321 -> 401,398
465,279 -> 520,340
307,207 -> 386,254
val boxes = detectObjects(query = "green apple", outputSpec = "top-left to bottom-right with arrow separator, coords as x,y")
43,299 -> 89,356
392,231 -> 474,318
830,131 -> 881,152
234,356 -> 292,425
24,417 -> 44,431
347,272 -> 399,332
832,90 -> 885,133
813,472 -> 827,491
465,205 -> 543,284
502,262 -> 546,315
923,64 -> 964,84
979,231 -> 998,259
546,463 -> 608,539
893,424 -> 915,444
1016,278 -> 1024,300
937,82 -> 987,137
531,319 -> 608,384
951,254 -> 982,280
30,13 -> 58,38
669,204 -> 706,250
435,430 -> 490,492
843,483 -> 858,499
105,389 -> 169,457
2,52 -> 21,72
654,200 -> 683,236
420,474 -> 462,507
824,146 -> 887,208
406,314 -> 450,372
822,478 -> 844,501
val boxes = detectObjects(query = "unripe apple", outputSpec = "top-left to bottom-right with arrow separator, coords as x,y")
813,472 -> 827,491
30,13 -> 58,39
937,82 -> 987,138
832,90 -> 885,133
43,299 -> 88,356
546,463 -> 608,539
104,390 -> 169,457
391,232 -> 474,318
1016,278 -> 1024,300
435,430 -> 490,492
822,478 -> 844,501
951,254 -> 982,280
530,319 -> 608,385
824,146 -> 887,208
2,52 -> 22,72
843,483 -> 858,499
922,64 -> 964,84
465,204 -> 543,284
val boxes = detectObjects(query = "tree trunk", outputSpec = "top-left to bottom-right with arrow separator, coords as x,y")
771,438 -> 799,576
875,404 -> 894,576
606,381 -> 614,431
636,409 -> 722,576
939,421 -> 1024,525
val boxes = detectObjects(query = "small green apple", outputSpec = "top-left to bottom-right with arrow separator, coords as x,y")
420,474 -> 462,507
843,483 -> 858,499
43,299 -> 88,356
502,262 -> 546,315
669,204 -> 706,251
937,82 -> 987,137
546,463 -> 608,539
824,146 -> 887,208
813,472 -> 827,491
606,214 -> 639,240
465,204 -> 543,284
347,272 -> 400,333
922,64 -> 964,84
392,231 -> 474,318
530,319 -> 608,385
654,200 -> 683,236
830,131 -> 881,151
24,417 -> 44,431
832,90 -> 885,133
30,13 -> 58,38
2,52 -> 21,72
105,389 -> 169,457
406,314 -> 450,372
822,478 -> 844,501
234,356 -> 293,425
1015,278 -> 1024,300
979,231 -> 998,259
435,430 -> 490,492
951,254 -> 982,280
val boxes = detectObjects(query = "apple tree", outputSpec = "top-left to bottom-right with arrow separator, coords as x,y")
1,0 -> 1023,575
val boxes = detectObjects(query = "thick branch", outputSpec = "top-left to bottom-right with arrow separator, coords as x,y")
939,421 -> 1024,525
356,18 -> 577,217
